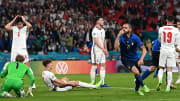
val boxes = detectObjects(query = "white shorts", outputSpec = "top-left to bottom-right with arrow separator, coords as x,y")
55,86 -> 72,91
91,50 -> 106,64
159,50 -> 176,67
11,48 -> 30,63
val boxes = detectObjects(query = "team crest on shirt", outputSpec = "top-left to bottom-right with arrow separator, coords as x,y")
132,42 -> 134,46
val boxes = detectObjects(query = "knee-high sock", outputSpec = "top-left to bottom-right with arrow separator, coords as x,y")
135,75 -> 145,86
56,86 -> 72,91
90,65 -> 97,82
79,81 -> 97,88
167,72 -> 172,89
158,69 -> 164,83
154,68 -> 159,77
177,63 -> 180,80
100,66 -> 106,85
142,69 -> 151,80
135,79 -> 140,91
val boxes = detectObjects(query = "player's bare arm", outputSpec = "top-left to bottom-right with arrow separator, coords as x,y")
94,37 -> 106,54
4,15 -> 19,31
176,47 -> 180,53
138,45 -> 147,66
21,16 -> 32,29
114,30 -> 124,50
104,39 -> 109,57
147,43 -> 152,56
54,78 -> 77,87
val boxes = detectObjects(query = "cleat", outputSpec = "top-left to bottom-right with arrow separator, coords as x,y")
175,79 -> 180,84
89,80 -> 95,85
96,80 -> 102,89
165,88 -> 170,92
156,82 -> 162,91
4,92 -> 16,98
100,84 -> 111,87
143,85 -> 150,92
136,90 -> 144,96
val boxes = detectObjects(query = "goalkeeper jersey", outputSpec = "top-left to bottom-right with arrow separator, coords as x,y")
0,62 -> 34,86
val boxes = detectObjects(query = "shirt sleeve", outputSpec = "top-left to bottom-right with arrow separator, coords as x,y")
92,29 -> 98,38
50,72 -> 56,81
135,35 -> 143,47
26,68 -> 35,86
0,64 -> 9,78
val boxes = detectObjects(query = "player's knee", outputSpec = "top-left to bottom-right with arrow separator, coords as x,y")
149,66 -> 156,72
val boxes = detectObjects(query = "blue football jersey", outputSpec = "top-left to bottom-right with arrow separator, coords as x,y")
119,34 -> 143,61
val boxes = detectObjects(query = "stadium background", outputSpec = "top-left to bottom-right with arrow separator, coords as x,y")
0,0 -> 180,74
0,0 -> 180,101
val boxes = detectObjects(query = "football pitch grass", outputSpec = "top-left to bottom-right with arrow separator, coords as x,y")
1,73 -> 180,101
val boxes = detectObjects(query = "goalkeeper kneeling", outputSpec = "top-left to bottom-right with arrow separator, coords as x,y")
0,55 -> 35,98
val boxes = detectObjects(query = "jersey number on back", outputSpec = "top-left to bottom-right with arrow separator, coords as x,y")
163,32 -> 172,43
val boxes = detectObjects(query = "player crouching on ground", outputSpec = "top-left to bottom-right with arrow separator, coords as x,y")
0,55 -> 34,98
42,59 -> 102,91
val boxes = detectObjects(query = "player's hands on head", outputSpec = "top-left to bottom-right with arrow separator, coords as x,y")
138,59 -> 144,66
21,16 -> 26,21
14,15 -> 20,20
26,86 -> 33,97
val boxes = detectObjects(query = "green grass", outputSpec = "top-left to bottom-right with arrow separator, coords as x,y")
1,73 -> 180,101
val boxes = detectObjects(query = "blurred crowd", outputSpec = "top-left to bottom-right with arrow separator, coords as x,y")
0,0 -> 179,54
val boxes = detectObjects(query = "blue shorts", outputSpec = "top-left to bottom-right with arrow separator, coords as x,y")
121,59 -> 142,73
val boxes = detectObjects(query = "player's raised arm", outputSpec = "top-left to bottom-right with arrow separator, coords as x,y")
21,16 -> 32,29
4,15 -> 19,31
114,30 -> 124,50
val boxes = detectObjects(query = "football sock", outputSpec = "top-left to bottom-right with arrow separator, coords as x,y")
135,75 -> 145,86
142,69 -> 151,80
158,69 -> 164,83
135,79 -> 140,91
178,63 -> 180,79
167,72 -> 172,89
154,68 -> 159,77
79,81 -> 97,88
90,65 -> 97,82
100,66 -> 106,85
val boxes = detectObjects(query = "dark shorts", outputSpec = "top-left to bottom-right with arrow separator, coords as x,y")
121,59 -> 142,73
152,51 -> 160,67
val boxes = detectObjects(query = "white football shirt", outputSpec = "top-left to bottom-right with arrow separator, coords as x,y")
91,27 -> 105,52
159,26 -> 179,51
42,70 -> 57,91
12,26 -> 28,49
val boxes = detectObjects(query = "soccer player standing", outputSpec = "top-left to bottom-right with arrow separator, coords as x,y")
175,20 -> 180,84
4,15 -> 35,88
90,17 -> 109,86
114,23 -> 149,96
0,55 -> 34,98
156,15 -> 180,92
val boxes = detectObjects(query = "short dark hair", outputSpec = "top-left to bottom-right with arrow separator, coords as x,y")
123,23 -> 132,29
94,16 -> 103,24
15,17 -> 23,24
167,15 -> 174,22
15,55 -> 25,62
42,59 -> 52,67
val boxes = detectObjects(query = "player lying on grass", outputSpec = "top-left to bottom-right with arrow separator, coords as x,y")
0,55 -> 34,98
42,59 -> 102,91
